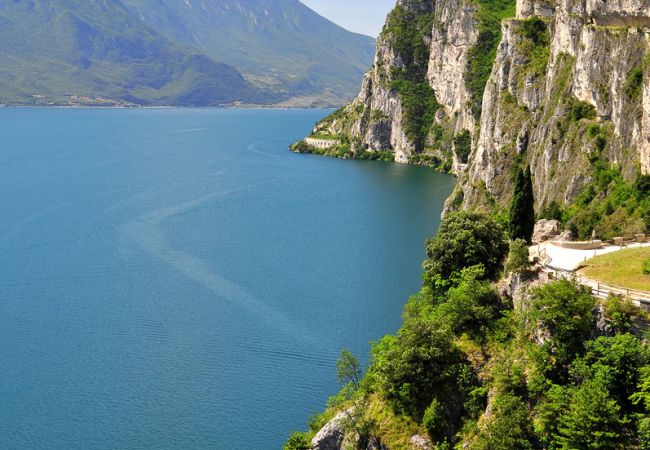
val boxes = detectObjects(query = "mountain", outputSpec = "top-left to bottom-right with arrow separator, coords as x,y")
0,0 -> 269,106
300,0 -> 649,240
120,0 -> 376,106
0,0 -> 374,107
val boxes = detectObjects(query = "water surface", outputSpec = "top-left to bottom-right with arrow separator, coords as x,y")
0,108 -> 455,449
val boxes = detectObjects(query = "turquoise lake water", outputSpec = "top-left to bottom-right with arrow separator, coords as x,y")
0,108 -> 455,449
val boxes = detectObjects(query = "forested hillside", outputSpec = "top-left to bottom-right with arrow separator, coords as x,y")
285,212 -> 650,449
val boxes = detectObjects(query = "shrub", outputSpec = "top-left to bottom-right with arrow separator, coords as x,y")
516,18 -> 551,79
604,295 -> 639,333
625,65 -> 644,99
565,97 -> 597,122
283,432 -> 310,450
505,239 -> 531,274
423,398 -> 447,441
526,280 -> 596,379
643,258 -> 650,275
473,393 -> 535,449
539,200 -> 563,222
290,140 -> 314,153
439,270 -> 505,337
453,130 -> 472,163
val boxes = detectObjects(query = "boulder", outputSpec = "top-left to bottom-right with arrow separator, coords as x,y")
556,230 -> 573,242
409,435 -> 433,449
311,411 -> 347,450
532,219 -> 560,243
367,437 -> 388,450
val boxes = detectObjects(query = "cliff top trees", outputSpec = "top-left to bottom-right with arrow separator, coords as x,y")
509,166 -> 535,244
423,211 -> 508,292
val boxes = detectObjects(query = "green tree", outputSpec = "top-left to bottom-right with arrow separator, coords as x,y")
370,317 -> 466,419
423,398 -> 447,442
474,393 -> 535,450
571,334 -> 650,411
534,384 -> 571,449
439,270 -> 505,337
557,373 -> 629,449
526,280 -> 595,380
336,349 -> 361,388
631,367 -> 650,449
283,432 -> 310,450
423,211 -> 508,292
509,166 -> 536,243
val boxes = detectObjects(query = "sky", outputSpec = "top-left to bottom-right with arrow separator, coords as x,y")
300,0 -> 396,37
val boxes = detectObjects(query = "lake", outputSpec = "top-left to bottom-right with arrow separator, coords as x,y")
0,108 -> 455,449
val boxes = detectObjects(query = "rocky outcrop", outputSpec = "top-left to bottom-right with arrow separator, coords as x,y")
532,219 -> 561,243
311,411 -> 347,450
409,434 -> 433,450
311,409 -> 428,450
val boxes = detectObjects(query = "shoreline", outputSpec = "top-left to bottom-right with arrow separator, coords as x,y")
0,103 -> 343,111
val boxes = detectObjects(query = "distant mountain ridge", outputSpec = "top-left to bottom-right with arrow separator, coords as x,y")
122,0 -> 377,106
0,0 -> 375,107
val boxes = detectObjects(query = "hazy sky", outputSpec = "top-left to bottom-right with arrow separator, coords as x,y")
300,0 -> 396,37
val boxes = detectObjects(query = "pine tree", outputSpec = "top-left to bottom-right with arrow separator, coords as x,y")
509,165 -> 535,243
556,374 -> 629,449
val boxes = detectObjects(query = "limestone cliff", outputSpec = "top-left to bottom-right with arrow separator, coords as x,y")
301,0 -> 650,238
458,0 -> 650,215
303,0 -> 483,170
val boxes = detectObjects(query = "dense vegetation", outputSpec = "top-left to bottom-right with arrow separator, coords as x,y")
384,6 -> 441,152
465,0 -> 517,118
290,139 -> 394,162
286,212 -> 649,449
453,131 -> 472,164
540,170 -> 650,240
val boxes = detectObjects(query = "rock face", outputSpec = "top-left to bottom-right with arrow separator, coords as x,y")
532,219 -> 561,243
306,0 -> 649,216
311,0 -> 478,171
311,411 -> 346,450
457,0 -> 650,212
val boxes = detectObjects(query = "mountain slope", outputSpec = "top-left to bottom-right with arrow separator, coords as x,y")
0,0 -> 271,106
120,0 -> 376,106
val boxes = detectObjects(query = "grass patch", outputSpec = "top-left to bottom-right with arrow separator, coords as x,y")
624,65 -> 643,100
465,0 -> 517,119
454,129 -> 472,163
581,247 -> 650,292
515,18 -> 551,82
364,395 -> 425,450
383,6 -> 441,152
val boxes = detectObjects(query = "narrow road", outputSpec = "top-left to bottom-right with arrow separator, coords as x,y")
531,242 -> 650,307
